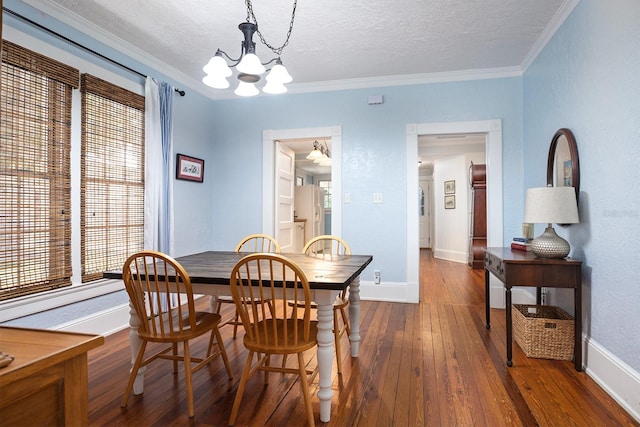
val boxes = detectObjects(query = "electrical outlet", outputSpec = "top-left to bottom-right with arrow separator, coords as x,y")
374,270 -> 381,284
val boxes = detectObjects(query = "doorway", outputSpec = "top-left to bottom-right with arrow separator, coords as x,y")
406,120 -> 503,303
261,126 -> 342,244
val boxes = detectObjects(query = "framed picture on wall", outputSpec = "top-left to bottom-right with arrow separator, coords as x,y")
444,195 -> 455,209
444,180 -> 455,194
176,154 -> 204,182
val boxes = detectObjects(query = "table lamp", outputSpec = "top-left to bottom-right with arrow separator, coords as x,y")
523,186 -> 579,258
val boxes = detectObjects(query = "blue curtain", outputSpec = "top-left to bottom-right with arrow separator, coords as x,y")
144,77 -> 174,255
158,82 -> 173,254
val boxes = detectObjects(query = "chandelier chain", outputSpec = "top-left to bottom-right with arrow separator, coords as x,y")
245,0 -> 297,56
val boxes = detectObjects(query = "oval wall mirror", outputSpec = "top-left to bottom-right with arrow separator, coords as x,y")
546,128 -> 580,204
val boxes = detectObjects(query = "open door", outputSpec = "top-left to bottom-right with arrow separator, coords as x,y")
419,178 -> 431,248
275,142 -> 295,252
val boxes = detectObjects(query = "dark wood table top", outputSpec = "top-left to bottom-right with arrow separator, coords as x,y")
104,251 -> 373,291
484,247 -> 582,266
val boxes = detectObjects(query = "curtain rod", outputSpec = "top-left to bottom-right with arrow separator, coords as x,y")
2,7 -> 186,96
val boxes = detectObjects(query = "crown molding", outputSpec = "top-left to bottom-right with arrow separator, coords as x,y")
521,0 -> 581,72
210,66 -> 523,100
18,0 -> 205,93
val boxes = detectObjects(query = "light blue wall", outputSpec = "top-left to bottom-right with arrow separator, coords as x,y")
209,80 -> 523,281
523,0 -> 640,371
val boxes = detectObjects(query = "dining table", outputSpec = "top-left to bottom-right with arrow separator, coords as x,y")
104,250 -> 373,422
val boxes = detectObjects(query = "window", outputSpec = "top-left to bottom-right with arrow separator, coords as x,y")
318,180 -> 332,209
0,41 -> 79,300
80,74 -> 145,282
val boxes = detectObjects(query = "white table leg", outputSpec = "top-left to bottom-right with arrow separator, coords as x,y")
315,290 -> 337,423
348,276 -> 361,357
128,302 -> 146,395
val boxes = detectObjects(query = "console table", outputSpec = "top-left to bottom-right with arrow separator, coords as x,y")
0,327 -> 104,426
484,247 -> 583,371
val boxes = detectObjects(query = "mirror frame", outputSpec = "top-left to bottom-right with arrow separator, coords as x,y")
546,128 -> 580,204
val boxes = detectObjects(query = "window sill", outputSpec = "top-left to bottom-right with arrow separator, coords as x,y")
0,279 -> 124,323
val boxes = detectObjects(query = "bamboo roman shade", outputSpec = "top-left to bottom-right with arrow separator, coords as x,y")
80,74 -> 145,282
0,40 -> 78,300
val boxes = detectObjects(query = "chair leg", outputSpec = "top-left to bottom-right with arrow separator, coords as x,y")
232,309 -> 239,339
121,340 -> 147,408
215,328 -> 233,379
264,354 -> 271,384
183,341 -> 195,418
229,350 -> 255,425
341,306 -> 351,337
334,311 -> 343,375
297,352 -> 316,427
172,343 -> 179,373
207,329 -> 215,357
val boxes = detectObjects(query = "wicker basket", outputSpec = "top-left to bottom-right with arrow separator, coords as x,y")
512,304 -> 574,360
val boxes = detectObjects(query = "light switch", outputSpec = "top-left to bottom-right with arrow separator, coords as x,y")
344,192 -> 351,203
373,193 -> 383,203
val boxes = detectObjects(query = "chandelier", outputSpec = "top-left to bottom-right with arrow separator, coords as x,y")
202,0 -> 297,96
307,140 -> 331,166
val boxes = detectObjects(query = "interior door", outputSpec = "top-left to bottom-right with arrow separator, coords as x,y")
275,143 -> 295,252
419,178 -> 431,248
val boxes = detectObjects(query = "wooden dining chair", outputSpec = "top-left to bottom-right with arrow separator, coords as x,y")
120,250 -> 233,418
215,233 -> 281,338
228,253 -> 319,427
288,235 -> 352,375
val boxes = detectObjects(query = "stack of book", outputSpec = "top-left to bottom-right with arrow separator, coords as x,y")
511,237 -> 533,251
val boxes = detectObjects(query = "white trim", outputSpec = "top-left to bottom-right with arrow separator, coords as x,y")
360,281 -> 410,303
263,126 -> 342,238
432,249 -> 468,264
215,67 -> 523,100
0,279 -> 124,323
520,0 -> 581,72
54,303 -> 130,336
407,120 -> 503,306
584,337 -> 640,423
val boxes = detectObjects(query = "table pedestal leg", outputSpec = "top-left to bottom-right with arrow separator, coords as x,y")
128,302 -> 146,395
348,276 -> 361,357
315,291 -> 337,423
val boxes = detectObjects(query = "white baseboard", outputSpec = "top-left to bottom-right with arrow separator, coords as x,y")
583,337 -> 640,422
360,281 -> 410,303
433,249 -> 468,264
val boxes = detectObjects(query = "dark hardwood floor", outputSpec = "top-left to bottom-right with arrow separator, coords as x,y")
87,249 -> 638,426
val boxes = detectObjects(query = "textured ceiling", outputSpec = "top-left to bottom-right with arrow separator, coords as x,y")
31,0 -> 571,98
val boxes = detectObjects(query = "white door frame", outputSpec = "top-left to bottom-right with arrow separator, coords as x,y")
406,120 -> 503,303
262,126 -> 342,238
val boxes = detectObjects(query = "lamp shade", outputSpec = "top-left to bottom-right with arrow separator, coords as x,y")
263,80 -> 288,94
524,186 -> 579,225
266,62 -> 292,84
234,81 -> 259,97
202,54 -> 232,77
202,74 -> 230,89
236,53 -> 265,75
